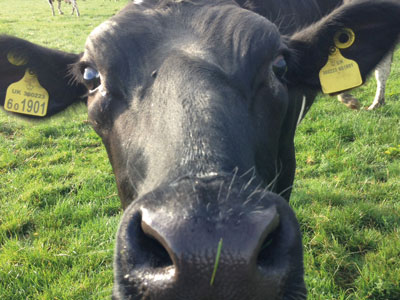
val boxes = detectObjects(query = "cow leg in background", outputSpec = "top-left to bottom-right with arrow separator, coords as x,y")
70,0 -> 80,17
337,49 -> 394,110
48,0 -> 56,16
57,0 -> 64,15
368,50 -> 394,110
337,92 -> 360,110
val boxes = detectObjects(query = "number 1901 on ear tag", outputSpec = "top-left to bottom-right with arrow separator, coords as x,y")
5,69 -> 49,117
319,28 -> 362,94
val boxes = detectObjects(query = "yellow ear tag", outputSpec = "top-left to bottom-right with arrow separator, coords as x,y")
4,69 -> 49,117
319,28 -> 362,94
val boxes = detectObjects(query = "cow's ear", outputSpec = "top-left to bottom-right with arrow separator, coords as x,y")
0,35 -> 87,118
286,0 -> 400,91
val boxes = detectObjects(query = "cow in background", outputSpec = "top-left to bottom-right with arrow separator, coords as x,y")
48,0 -> 80,17
337,52 -> 394,110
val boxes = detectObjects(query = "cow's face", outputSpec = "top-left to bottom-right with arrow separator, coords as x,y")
78,2 -> 301,207
73,3 -> 306,299
1,0 -> 400,299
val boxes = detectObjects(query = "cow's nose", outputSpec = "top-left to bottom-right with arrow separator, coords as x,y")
113,189 -> 304,299
137,204 -> 280,279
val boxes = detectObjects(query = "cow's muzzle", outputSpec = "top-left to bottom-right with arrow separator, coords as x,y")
112,176 -> 306,300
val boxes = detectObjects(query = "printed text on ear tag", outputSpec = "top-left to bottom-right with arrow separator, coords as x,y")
319,28 -> 362,94
4,69 -> 49,117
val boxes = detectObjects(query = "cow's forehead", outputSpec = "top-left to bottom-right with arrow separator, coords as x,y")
85,0 -> 282,56
84,20 -> 119,60
88,20 -> 119,44
82,0 -> 284,95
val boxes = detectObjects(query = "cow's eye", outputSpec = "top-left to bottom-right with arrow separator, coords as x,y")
272,55 -> 287,80
83,66 -> 101,91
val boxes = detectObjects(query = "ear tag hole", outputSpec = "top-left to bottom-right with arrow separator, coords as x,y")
334,28 -> 355,49
4,69 -> 49,117
319,28 -> 362,94
338,33 -> 349,44
7,52 -> 28,66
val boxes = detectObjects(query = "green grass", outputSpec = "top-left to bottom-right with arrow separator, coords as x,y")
0,0 -> 399,299
292,53 -> 400,299
0,1 -> 129,299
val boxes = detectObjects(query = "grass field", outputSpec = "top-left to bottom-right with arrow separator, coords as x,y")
0,0 -> 399,299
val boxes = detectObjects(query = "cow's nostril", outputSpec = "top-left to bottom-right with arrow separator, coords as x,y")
256,214 -> 280,268
257,228 -> 278,267
138,216 -> 173,269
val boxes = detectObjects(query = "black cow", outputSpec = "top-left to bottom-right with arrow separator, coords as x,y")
1,0 -> 400,299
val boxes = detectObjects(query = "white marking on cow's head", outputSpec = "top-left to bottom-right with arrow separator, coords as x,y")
296,96 -> 306,127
